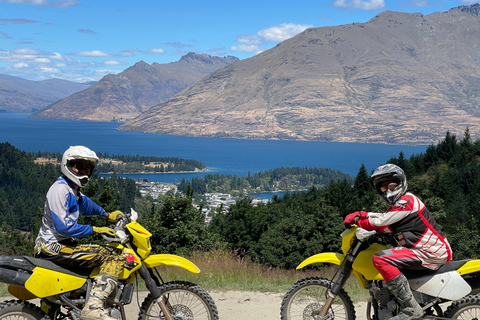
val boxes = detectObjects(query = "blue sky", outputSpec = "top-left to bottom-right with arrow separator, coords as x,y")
0,0 -> 478,83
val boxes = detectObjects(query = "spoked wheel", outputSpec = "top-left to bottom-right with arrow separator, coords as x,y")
445,295 -> 480,320
139,281 -> 219,320
281,277 -> 356,320
0,300 -> 48,320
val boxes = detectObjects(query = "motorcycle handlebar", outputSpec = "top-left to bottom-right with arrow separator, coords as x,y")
100,211 -> 130,243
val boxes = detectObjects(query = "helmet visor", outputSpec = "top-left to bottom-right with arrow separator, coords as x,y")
379,182 -> 398,193
70,160 -> 95,177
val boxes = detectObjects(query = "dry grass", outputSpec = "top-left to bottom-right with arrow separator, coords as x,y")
153,249 -> 369,302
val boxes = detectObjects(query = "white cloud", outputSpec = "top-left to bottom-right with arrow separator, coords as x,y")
40,66 -> 59,73
73,50 -> 111,57
461,0 -> 479,3
35,57 -> 50,63
103,60 -> 120,65
117,49 -> 136,57
116,48 -> 165,56
258,23 -> 313,42
0,44 -> 166,82
333,0 -> 385,10
231,23 -> 313,53
0,48 -> 42,61
235,34 -> 263,45
149,48 -> 165,54
13,62 -> 28,68
51,52 -> 63,60
230,44 -> 263,53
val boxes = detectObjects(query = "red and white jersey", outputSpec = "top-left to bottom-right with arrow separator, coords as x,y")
357,192 -> 452,270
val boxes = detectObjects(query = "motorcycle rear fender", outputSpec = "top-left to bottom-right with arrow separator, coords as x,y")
143,254 -> 200,273
457,259 -> 480,276
296,252 -> 369,289
24,267 -> 86,298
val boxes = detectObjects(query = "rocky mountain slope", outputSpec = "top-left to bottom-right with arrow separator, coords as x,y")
120,4 -> 480,144
30,53 -> 239,122
0,74 -> 91,113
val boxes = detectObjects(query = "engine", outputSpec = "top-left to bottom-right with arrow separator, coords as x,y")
369,281 -> 397,320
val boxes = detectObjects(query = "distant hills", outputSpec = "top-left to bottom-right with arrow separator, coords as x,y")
30,53 -> 239,122
120,4 -> 480,144
0,74 -> 91,113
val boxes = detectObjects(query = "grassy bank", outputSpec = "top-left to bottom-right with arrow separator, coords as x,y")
0,250 -> 369,302
156,250 -> 369,302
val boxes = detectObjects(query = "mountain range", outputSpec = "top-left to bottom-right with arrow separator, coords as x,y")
30,53 -> 239,122
119,4 -> 480,144
0,74 -> 92,113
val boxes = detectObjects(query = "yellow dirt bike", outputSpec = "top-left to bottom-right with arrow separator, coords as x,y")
0,209 -> 218,320
281,226 -> 480,320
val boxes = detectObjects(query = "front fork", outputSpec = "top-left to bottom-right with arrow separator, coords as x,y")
138,264 -> 174,320
317,239 -> 364,319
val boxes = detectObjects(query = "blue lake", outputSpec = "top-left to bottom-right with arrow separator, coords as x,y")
0,113 -> 429,182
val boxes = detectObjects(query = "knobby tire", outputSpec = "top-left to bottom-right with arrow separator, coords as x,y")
138,281 -> 219,320
281,277 -> 356,320
0,300 -> 49,320
444,294 -> 480,320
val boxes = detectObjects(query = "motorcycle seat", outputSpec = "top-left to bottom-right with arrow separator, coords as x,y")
23,256 -> 94,278
402,259 -> 470,279
436,259 -> 470,273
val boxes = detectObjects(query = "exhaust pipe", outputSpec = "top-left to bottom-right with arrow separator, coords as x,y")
0,267 -> 30,287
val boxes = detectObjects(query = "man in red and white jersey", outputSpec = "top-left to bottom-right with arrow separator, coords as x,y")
344,164 -> 452,320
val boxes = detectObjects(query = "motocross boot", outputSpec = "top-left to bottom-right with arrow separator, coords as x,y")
80,274 -> 118,320
387,273 -> 424,320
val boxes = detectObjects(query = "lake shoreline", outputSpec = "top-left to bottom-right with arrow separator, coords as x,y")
1,113 -> 429,180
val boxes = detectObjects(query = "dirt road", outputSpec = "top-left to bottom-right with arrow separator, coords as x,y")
2,291 -> 369,320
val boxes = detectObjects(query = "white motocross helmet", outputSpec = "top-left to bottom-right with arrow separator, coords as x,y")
61,146 -> 98,187
371,164 -> 408,205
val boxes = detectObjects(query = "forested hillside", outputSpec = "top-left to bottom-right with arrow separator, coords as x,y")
177,167 -> 351,195
32,151 -> 206,173
0,143 -> 59,231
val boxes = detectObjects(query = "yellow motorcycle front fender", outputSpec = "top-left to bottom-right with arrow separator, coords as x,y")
296,252 -> 345,269
296,252 -> 370,289
143,254 -> 200,273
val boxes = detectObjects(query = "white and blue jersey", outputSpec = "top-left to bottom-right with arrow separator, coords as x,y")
36,177 -> 106,244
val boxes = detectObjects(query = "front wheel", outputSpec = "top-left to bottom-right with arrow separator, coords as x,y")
139,281 -> 219,320
281,277 -> 356,320
444,295 -> 480,319
0,300 -> 48,320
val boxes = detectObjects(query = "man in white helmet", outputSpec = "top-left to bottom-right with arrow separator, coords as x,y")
34,145 -> 125,320
344,164 -> 452,320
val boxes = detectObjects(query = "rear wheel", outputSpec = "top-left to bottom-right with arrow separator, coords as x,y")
444,295 -> 480,320
281,277 -> 356,320
139,281 -> 219,320
0,300 -> 48,320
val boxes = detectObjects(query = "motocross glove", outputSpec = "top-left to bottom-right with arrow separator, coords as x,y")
107,210 -> 124,222
92,226 -> 116,237
344,211 -> 361,228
